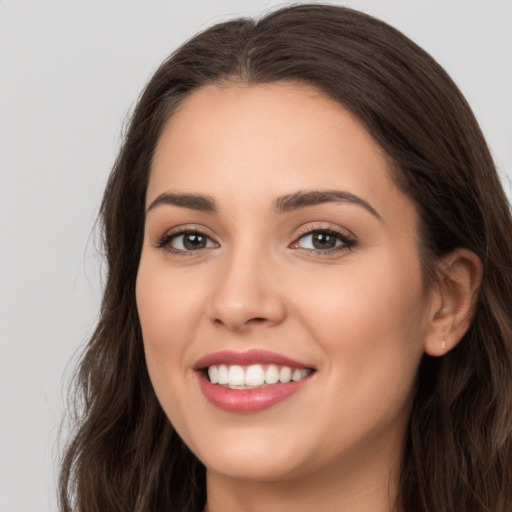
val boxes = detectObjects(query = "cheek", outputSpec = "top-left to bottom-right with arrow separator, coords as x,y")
290,259 -> 426,454
137,256 -> 201,339
297,250 -> 427,388
135,257 -> 208,441
135,256 -> 203,385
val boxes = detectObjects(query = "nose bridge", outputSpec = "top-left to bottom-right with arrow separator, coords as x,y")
208,235 -> 285,330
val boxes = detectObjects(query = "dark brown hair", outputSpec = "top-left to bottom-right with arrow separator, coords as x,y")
59,4 -> 512,511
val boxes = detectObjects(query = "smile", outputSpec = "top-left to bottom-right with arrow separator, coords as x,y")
194,350 -> 315,412
207,364 -> 312,388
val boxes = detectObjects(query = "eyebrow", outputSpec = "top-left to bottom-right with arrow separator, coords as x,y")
147,192 -> 217,213
146,189 -> 381,219
273,190 -> 381,219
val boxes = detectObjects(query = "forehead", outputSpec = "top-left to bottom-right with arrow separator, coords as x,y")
148,82 -> 410,222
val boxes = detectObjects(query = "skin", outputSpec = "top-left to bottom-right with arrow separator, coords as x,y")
136,82 -> 481,512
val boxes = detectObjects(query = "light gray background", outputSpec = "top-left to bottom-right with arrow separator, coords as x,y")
1,1 -> 511,511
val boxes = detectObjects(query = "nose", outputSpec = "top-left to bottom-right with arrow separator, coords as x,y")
208,247 -> 287,331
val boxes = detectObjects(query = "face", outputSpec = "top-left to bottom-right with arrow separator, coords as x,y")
136,82 -> 433,483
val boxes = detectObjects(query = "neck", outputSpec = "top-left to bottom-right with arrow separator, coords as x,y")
204,443 -> 402,512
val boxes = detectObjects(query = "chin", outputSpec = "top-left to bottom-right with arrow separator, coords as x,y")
201,447 -> 311,482
182,421 -> 318,482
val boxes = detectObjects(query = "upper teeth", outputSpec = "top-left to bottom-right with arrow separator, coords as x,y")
207,364 -> 311,388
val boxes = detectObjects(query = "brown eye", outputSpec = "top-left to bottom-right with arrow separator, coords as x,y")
294,229 -> 356,252
310,232 -> 338,249
159,231 -> 218,252
180,233 -> 208,250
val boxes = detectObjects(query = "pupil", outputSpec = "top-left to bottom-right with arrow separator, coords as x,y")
313,232 -> 336,249
184,233 -> 206,250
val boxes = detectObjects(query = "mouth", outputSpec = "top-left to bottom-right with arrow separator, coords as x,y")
194,350 -> 316,412
205,363 -> 313,389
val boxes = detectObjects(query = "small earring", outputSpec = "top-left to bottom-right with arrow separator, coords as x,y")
441,341 -> 447,350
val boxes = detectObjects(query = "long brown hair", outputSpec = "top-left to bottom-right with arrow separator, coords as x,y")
59,5 -> 512,511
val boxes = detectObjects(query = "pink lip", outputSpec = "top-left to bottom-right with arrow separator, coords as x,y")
193,349 -> 311,370
197,374 -> 312,413
194,349 -> 314,413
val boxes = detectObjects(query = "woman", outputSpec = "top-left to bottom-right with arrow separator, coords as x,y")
59,4 -> 512,511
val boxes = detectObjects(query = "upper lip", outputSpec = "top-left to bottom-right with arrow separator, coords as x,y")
193,349 -> 313,370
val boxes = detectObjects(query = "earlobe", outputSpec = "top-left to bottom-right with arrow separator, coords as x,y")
424,248 -> 483,357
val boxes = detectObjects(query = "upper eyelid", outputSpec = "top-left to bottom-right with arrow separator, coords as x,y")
159,224 -> 217,239
293,223 -> 355,240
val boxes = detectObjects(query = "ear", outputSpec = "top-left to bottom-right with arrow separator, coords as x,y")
424,248 -> 482,357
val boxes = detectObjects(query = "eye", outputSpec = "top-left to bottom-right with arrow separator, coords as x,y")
157,230 -> 218,253
292,228 -> 356,253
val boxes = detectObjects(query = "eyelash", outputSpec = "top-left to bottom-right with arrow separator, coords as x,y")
291,226 -> 356,254
156,226 -> 356,256
156,230 -> 217,255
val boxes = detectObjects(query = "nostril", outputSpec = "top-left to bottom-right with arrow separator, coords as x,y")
245,317 -> 270,326
214,316 -> 268,327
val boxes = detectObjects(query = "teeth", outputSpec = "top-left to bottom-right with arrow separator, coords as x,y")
217,365 -> 229,385
228,365 -> 245,386
265,364 -> 279,384
245,364 -> 265,386
279,366 -> 292,383
292,369 -> 302,381
207,364 -> 311,388
209,365 -> 219,384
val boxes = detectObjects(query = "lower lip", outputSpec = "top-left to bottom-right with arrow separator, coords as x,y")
197,373 -> 311,412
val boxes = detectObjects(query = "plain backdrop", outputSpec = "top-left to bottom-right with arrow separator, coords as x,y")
0,1 -> 511,510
